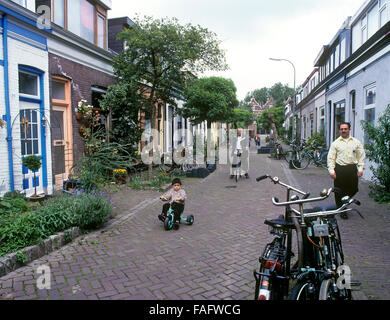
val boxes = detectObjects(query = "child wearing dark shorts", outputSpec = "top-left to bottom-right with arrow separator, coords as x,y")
158,178 -> 186,222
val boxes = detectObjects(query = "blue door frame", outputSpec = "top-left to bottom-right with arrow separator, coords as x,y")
19,65 -> 48,189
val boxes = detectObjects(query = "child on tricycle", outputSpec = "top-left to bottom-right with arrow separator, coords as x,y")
158,178 -> 194,230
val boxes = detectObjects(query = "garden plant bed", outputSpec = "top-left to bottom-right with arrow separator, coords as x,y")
0,227 -> 81,277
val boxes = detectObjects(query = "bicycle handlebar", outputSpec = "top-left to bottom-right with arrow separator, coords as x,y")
256,174 -> 310,197
272,188 -> 333,206
290,197 -> 361,219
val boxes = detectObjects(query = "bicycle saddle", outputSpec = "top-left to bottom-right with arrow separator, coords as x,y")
303,204 -> 338,213
264,217 -> 296,229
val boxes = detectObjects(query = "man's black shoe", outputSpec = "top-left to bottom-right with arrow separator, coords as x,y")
245,173 -> 249,179
158,214 -> 165,222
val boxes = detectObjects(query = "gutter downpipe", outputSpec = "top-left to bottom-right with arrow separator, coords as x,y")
2,14 -> 15,191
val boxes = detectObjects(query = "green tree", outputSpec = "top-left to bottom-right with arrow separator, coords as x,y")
361,104 -> 390,203
268,82 -> 294,107
240,87 -> 269,110
228,109 -> 255,129
257,106 -> 285,140
100,82 -> 142,158
22,156 -> 41,197
106,15 -> 227,177
179,76 -> 238,160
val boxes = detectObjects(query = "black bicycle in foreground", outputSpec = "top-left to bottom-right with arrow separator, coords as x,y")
253,174 -> 362,300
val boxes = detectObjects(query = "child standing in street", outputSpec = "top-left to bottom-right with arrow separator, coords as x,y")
158,178 -> 187,223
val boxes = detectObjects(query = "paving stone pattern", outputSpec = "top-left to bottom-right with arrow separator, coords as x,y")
0,147 -> 389,300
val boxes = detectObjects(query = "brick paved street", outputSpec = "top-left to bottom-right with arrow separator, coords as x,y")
1,147 -> 389,300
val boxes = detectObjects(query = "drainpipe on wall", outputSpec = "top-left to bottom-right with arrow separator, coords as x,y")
2,14 -> 15,191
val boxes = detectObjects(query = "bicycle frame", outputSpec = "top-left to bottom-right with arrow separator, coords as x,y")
254,174 -> 360,300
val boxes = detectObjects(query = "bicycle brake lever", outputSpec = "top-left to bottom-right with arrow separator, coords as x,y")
302,193 -> 310,200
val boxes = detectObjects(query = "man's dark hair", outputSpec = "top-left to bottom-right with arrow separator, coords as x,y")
339,122 -> 351,129
171,178 -> 182,185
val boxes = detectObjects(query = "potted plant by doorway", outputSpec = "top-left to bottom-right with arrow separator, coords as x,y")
113,169 -> 127,184
22,155 -> 44,200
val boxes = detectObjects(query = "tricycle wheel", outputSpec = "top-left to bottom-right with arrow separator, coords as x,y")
164,216 -> 173,230
187,215 -> 194,225
173,222 -> 180,230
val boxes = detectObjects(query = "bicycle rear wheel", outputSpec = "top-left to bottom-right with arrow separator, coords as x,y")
283,150 -> 294,164
291,152 -> 310,170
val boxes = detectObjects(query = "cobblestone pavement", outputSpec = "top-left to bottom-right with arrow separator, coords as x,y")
0,147 -> 389,300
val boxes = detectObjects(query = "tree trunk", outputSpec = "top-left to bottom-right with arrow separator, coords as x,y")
268,112 -> 278,141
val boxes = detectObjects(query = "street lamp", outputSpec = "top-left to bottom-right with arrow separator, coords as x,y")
269,57 -> 299,140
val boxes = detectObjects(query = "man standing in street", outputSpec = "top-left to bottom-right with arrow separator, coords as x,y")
327,122 -> 366,219
230,128 -> 250,179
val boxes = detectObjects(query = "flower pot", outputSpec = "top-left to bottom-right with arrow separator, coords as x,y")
114,175 -> 127,185
29,194 -> 45,202
75,112 -> 84,121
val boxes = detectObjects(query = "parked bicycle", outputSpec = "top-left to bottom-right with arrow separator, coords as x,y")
289,141 -> 328,170
269,141 -> 294,164
253,174 -> 362,300
159,147 -> 200,175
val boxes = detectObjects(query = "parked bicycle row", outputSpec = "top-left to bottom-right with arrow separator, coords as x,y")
269,139 -> 328,170
253,174 -> 363,300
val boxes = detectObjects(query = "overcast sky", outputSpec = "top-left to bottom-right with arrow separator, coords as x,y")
108,0 -> 365,101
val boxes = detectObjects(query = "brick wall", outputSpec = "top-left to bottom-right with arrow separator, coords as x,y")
49,53 -> 116,165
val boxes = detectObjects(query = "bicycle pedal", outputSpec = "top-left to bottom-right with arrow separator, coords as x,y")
350,280 -> 361,291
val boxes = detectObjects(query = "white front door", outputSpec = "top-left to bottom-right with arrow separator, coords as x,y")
20,104 -> 44,197
52,105 -> 72,190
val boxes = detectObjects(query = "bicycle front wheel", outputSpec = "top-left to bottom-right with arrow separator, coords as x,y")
289,280 -> 319,300
291,152 -> 310,170
319,277 -> 351,300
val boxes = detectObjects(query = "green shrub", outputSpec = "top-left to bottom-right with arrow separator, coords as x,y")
72,192 -> 112,230
361,104 -> 390,203
3,190 -> 26,200
0,198 -> 29,216
306,130 -> 326,149
0,192 -> 112,257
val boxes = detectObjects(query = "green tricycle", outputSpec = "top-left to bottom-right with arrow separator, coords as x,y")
159,204 -> 194,231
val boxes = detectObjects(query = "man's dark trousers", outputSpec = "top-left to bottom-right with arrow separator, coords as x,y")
334,163 -> 358,208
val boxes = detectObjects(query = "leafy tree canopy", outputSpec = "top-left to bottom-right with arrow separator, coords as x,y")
179,76 -> 238,127
241,83 -> 294,110
228,109 -> 255,129
257,106 -> 285,133
113,15 -> 228,113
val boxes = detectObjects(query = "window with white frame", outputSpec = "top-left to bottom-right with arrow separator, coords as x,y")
48,0 -> 107,49
310,113 -> 314,136
340,37 -> 346,63
352,23 -> 361,53
330,52 -> 334,72
19,71 -> 39,98
364,84 -> 376,143
361,14 -> 368,44
379,0 -> 389,27
335,44 -> 340,69
334,101 -> 346,139
320,106 -> 325,132
368,2 -> 379,38
20,109 -> 40,156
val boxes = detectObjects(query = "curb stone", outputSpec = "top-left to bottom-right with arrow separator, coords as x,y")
0,227 -> 81,278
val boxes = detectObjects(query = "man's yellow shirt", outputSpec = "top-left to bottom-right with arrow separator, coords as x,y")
327,136 -> 366,175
